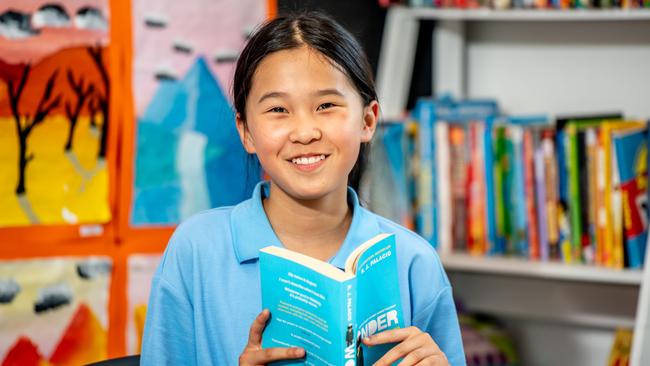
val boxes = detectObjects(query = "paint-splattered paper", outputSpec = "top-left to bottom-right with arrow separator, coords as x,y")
0,0 -> 111,226
126,253 -> 160,354
0,257 -> 112,365
130,0 -> 266,226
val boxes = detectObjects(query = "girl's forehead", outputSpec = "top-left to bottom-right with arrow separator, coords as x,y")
251,47 -> 354,93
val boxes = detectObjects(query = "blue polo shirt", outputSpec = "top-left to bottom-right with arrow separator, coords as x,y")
141,182 -> 465,365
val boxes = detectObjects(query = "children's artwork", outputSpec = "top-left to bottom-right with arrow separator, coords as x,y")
130,0 -> 267,226
0,0 -> 111,227
0,256 -> 112,365
126,254 -> 161,355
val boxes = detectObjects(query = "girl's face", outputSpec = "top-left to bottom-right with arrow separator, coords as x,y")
237,46 -> 378,202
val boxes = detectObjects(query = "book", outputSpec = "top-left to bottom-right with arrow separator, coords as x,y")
613,126 -> 649,268
260,233 -> 404,366
601,121 -> 646,268
607,328 -> 633,366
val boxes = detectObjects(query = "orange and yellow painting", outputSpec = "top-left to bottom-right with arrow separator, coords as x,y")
0,257 -> 112,365
0,0 -> 111,227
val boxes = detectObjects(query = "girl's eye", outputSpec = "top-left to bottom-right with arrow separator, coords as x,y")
317,103 -> 335,111
268,106 -> 287,113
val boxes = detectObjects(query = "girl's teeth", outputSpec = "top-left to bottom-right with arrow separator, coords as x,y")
292,155 -> 326,165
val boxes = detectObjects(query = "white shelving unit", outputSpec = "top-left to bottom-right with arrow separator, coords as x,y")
376,6 -> 650,366
441,253 -> 645,285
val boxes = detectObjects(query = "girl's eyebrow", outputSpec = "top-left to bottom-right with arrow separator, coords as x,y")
258,89 -> 344,104
258,91 -> 288,104
314,88 -> 344,98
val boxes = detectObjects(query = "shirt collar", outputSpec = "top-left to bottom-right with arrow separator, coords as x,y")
231,181 -> 382,267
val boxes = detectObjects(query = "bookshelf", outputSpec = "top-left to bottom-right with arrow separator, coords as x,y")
441,253 -> 645,285
376,5 -> 650,365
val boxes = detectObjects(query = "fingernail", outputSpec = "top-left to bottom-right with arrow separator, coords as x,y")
294,348 -> 305,357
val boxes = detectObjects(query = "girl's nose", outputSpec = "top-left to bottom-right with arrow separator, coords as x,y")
289,119 -> 322,144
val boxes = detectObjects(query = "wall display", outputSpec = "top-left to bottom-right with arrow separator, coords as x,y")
0,0 -> 112,227
0,256 -> 112,365
130,0 -> 267,226
125,254 -> 160,354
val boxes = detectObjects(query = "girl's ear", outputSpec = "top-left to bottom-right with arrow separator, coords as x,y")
236,113 -> 256,154
360,100 -> 379,143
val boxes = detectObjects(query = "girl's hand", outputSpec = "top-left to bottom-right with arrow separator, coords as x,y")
239,309 -> 305,366
363,326 -> 450,366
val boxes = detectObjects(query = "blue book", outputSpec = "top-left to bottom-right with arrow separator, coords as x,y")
260,233 -> 404,365
612,127 -> 649,268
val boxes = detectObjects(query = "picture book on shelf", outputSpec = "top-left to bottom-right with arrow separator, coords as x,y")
259,233 -> 404,366
612,126 -> 649,268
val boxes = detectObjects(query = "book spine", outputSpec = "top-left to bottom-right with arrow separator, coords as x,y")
450,124 -> 468,252
534,140 -> 549,261
542,134 -> 561,260
567,124 -> 582,263
414,100 -> 437,247
435,122 -> 452,256
524,129 -> 540,260
341,279 -> 357,365
577,130 -> 593,264
493,126 -> 509,254
586,128 -> 600,265
509,125 -> 528,257
484,118 -> 498,255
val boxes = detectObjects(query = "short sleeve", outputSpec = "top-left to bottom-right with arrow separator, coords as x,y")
140,228 -> 197,366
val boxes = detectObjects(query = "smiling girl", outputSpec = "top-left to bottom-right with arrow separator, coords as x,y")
141,11 -> 465,366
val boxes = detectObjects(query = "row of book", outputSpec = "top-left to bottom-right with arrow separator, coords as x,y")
379,0 -> 650,9
410,96 -> 649,269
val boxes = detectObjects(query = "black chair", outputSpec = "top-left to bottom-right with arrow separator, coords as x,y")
86,355 -> 140,366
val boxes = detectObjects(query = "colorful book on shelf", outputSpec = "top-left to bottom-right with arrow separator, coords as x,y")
600,120 -> 643,268
260,233 -> 404,366
524,128 -> 540,260
493,125 -> 510,255
483,116 -> 502,256
533,128 -> 561,262
607,328 -> 633,366
612,125 -> 649,269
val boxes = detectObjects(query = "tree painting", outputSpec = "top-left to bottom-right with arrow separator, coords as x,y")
4,64 -> 61,222
0,0 -> 111,226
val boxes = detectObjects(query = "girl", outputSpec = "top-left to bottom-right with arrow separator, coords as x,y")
141,11 -> 465,366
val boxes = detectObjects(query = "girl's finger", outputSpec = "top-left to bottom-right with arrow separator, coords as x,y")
246,309 -> 270,345
373,333 -> 431,366
396,345 -> 437,366
414,353 -> 449,366
247,347 -> 305,364
362,326 -> 419,345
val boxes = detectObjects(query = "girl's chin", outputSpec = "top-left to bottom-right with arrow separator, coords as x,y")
271,181 -> 345,202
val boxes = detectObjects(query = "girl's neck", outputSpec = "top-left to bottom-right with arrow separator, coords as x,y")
263,182 -> 352,261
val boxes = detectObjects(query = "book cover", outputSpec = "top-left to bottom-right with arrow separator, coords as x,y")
260,233 -> 404,365
493,125 -> 509,255
613,127 -> 649,268
600,121 -> 644,268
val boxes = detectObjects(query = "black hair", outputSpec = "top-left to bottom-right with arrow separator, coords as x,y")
233,11 -> 377,193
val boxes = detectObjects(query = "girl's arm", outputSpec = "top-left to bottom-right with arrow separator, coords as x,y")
140,275 -> 197,365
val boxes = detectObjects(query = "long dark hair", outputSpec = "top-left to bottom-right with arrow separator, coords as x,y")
233,11 -> 377,193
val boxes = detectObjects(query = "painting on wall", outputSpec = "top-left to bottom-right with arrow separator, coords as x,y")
130,0 -> 268,226
125,253 -> 160,355
0,0 -> 112,227
0,256 -> 112,365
